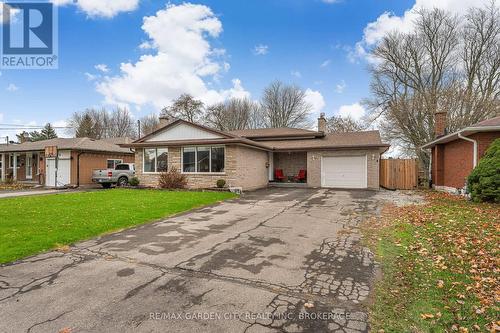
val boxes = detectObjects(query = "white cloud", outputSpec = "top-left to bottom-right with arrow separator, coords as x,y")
94,64 -> 109,73
52,0 -> 139,18
335,80 -> 346,93
291,70 -> 302,78
6,83 -> 18,92
352,0 -> 500,63
52,119 -> 71,138
219,79 -> 251,100
304,89 -> 325,115
337,103 -> 366,120
320,59 -> 331,68
253,44 -> 269,55
84,72 -> 97,81
97,3 -> 249,109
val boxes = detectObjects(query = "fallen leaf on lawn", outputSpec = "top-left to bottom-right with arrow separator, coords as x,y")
435,312 -> 442,318
420,313 -> 434,319
437,280 -> 444,288
459,327 -> 468,333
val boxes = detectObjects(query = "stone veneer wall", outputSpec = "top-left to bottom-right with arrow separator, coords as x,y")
135,145 -> 269,190
307,149 -> 381,189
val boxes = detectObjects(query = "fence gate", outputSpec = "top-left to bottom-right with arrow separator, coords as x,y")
380,159 -> 419,190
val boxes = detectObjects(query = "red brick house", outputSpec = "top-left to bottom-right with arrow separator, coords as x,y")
0,137 -> 134,187
422,114 -> 500,193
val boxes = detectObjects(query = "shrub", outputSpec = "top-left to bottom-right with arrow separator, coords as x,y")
129,176 -> 140,187
467,138 -> 500,203
216,179 -> 226,188
158,167 -> 187,189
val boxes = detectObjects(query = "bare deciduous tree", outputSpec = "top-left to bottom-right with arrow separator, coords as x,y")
139,114 -> 160,137
68,107 -> 136,139
205,98 -> 261,131
162,94 -> 204,123
326,115 -> 367,133
365,3 -> 500,169
261,81 -> 313,128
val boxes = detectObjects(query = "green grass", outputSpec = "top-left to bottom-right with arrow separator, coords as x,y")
0,189 -> 237,264
365,192 -> 499,332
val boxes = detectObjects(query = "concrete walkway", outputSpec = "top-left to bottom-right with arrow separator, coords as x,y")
0,189 -> 65,199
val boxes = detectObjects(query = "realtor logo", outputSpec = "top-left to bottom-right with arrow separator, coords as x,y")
1,2 -> 58,69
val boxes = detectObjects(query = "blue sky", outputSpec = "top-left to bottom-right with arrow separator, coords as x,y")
0,0 -> 463,139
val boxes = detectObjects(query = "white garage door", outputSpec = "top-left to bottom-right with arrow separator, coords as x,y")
321,156 -> 367,189
46,158 -> 71,187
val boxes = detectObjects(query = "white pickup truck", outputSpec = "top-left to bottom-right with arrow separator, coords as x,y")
92,163 -> 135,188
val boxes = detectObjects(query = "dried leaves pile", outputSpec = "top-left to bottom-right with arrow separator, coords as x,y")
367,191 -> 499,332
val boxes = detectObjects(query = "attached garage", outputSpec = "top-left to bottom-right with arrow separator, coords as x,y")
321,155 -> 367,189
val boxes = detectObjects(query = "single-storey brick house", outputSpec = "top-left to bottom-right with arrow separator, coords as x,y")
0,137 -> 134,187
422,114 -> 500,193
122,115 -> 390,190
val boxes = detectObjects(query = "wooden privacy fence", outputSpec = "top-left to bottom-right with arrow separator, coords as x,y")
380,159 -> 419,190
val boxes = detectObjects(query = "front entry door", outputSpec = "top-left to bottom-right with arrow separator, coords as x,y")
26,153 -> 32,180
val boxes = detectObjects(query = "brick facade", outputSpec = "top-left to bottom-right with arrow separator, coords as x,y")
70,151 -> 134,185
431,131 -> 500,189
274,152 -> 307,179
306,149 -> 381,189
135,145 -> 269,190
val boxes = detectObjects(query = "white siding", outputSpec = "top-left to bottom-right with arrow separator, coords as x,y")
146,123 -> 223,142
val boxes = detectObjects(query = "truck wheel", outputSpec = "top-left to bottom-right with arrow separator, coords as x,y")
117,177 -> 128,187
101,183 -> 112,189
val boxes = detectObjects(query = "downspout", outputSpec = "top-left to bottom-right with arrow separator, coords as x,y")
76,151 -> 85,188
457,131 -> 477,168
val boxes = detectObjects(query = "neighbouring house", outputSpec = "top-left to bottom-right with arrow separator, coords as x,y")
122,114 -> 390,190
422,114 -> 500,193
0,137 -> 134,187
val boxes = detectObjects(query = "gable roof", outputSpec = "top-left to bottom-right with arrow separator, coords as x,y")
229,127 -> 324,139
124,119 -> 389,151
134,119 -> 238,143
422,116 -> 500,149
0,137 -> 133,154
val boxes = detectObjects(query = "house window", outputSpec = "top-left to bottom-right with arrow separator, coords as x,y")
8,154 -> 20,168
143,148 -> 168,173
107,159 -> 123,169
182,146 -> 225,173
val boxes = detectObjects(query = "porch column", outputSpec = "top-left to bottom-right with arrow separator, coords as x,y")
1,153 -> 5,182
12,153 -> 17,181
268,152 -> 274,181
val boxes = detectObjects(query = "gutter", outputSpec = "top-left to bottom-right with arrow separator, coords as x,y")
457,131 -> 478,168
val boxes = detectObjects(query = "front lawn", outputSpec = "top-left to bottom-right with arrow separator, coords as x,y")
364,192 -> 499,332
0,189 -> 236,264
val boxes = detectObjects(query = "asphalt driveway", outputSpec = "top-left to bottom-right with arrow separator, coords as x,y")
0,188 -> 415,333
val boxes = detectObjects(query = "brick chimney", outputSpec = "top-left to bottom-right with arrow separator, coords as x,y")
318,112 -> 327,132
19,132 -> 29,143
434,112 -> 447,138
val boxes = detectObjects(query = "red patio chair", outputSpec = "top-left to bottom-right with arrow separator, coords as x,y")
274,169 -> 285,182
294,169 -> 307,182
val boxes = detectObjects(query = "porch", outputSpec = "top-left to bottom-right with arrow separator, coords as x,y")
0,151 -> 44,184
268,151 -> 308,184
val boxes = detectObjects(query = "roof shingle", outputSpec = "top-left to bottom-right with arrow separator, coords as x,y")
0,137 -> 133,154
